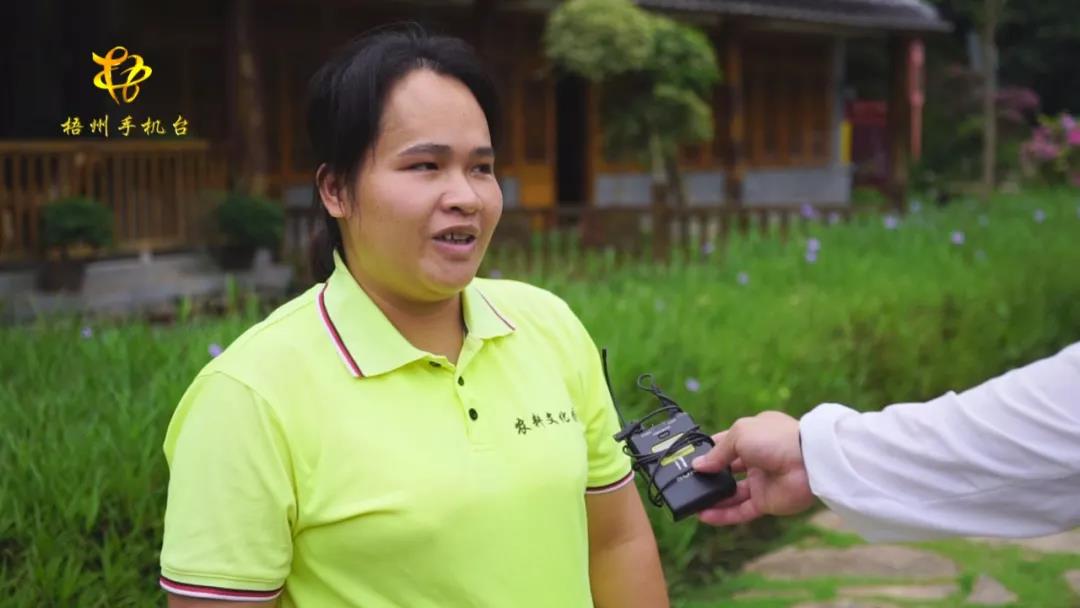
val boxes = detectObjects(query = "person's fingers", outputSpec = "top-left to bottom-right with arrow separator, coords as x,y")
692,429 -> 737,473
730,457 -> 746,474
697,493 -> 763,526
707,478 -> 750,509
696,480 -> 753,525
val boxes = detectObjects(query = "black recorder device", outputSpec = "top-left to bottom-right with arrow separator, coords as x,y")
602,349 -> 736,521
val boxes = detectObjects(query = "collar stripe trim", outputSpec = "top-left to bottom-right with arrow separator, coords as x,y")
317,284 -> 364,378
476,289 -> 516,331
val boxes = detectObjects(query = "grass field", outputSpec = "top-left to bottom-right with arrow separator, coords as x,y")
3,189 -> 1079,606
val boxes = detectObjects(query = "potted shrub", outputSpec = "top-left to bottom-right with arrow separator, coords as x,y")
37,197 -> 113,292
214,193 -> 285,270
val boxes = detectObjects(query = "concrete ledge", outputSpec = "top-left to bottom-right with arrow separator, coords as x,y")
0,250 -> 293,324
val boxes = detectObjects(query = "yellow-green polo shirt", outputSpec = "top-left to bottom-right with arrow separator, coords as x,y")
159,253 -> 633,607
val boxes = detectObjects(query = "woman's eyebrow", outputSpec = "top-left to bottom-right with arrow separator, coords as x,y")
397,143 -> 495,157
398,143 -> 451,156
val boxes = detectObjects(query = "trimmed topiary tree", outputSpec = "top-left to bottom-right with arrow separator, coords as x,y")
545,0 -> 721,211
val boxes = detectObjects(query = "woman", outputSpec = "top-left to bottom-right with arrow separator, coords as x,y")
159,26 -> 668,607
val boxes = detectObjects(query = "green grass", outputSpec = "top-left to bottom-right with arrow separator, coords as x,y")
2,189 -> 1079,606
679,516 -> 1080,607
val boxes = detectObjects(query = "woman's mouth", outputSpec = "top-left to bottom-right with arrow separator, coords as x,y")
433,233 -> 476,245
431,230 -> 480,260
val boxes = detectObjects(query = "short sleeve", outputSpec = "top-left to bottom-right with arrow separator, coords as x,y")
563,308 -> 634,494
159,371 -> 295,601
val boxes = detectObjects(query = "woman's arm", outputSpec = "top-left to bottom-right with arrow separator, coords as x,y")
168,595 -> 276,608
586,484 -> 669,608
159,373 -> 294,605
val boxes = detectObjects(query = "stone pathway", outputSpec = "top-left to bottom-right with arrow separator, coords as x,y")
1065,570 -> 1080,595
719,509 -> 1080,607
745,546 -> 959,581
972,528 -> 1080,555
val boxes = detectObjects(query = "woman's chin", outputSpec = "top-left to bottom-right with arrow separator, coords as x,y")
421,265 -> 479,296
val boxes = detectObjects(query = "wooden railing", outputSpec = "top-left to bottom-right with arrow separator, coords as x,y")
285,202 -> 868,280
0,140 -> 227,261
488,204 -> 860,266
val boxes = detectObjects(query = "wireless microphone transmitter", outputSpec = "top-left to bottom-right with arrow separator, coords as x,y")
602,349 -> 736,521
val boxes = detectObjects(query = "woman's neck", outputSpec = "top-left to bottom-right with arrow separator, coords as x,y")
350,270 -> 466,364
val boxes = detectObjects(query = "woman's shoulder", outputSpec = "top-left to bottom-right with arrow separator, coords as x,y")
203,285 -> 325,381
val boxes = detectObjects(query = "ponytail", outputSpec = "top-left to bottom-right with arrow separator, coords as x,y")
308,187 -> 342,283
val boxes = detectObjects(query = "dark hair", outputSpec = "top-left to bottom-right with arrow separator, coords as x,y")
305,24 -> 501,282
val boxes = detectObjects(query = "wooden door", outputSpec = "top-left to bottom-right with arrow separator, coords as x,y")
509,59 -> 556,208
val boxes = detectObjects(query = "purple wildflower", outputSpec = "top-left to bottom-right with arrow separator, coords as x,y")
488,268 -> 503,279
80,326 -> 93,339
883,215 -> 900,230
737,271 -> 750,285
1030,140 -> 1062,160
800,203 -> 817,219
807,238 -> 821,253
1068,129 -> 1080,147
702,241 -> 715,256
828,212 -> 841,225
1034,209 -> 1046,223
951,231 -> 965,246
684,378 -> 701,393
805,250 -> 818,263
208,343 -> 223,358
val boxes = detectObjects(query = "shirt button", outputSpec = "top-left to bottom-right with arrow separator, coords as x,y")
458,376 -> 465,386
429,361 -> 441,368
468,408 -> 479,421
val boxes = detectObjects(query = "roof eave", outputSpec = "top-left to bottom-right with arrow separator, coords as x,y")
636,1 -> 953,34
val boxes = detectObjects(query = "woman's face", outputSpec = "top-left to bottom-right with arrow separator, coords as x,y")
330,69 -> 502,303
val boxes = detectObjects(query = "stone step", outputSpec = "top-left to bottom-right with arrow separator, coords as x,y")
744,545 -> 959,581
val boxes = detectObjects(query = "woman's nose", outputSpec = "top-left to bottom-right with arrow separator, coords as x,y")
440,173 -> 482,214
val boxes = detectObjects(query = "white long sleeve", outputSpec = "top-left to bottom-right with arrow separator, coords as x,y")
799,341 -> 1080,543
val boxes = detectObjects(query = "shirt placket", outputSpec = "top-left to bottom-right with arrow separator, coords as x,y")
451,335 -> 493,448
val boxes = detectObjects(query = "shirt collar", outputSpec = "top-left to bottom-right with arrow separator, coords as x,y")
317,251 -> 515,378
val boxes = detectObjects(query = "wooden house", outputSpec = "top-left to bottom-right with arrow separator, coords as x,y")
0,0 -> 948,262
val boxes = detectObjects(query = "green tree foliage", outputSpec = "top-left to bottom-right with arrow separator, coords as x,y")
543,0 -> 655,81
919,0 -> 1080,192
545,0 -> 720,204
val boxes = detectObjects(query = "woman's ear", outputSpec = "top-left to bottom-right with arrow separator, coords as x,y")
316,164 -> 351,219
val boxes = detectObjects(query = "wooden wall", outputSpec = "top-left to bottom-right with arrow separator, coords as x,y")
72,2 -> 840,210
592,31 -> 836,176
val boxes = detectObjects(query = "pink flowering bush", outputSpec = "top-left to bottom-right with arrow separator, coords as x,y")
1021,113 -> 1080,187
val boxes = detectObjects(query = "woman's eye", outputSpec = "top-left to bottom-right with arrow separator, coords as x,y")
474,163 -> 494,175
408,162 -> 438,171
